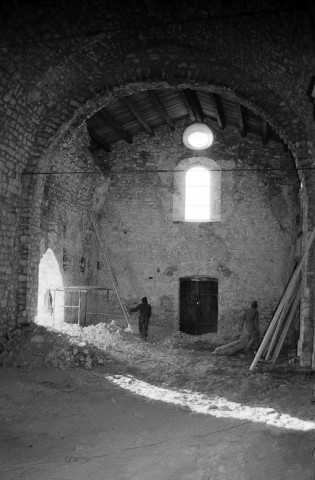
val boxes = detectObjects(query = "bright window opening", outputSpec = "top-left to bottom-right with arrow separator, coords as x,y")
187,131 -> 209,149
185,166 -> 210,221
183,123 -> 214,150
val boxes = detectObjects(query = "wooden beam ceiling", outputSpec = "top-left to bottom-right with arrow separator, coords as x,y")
183,89 -> 204,122
99,109 -> 133,144
87,88 -> 285,153
209,93 -> 225,129
148,90 -> 175,130
120,97 -> 154,137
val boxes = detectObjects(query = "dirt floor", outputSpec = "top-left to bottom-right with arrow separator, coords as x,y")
0,320 -> 315,480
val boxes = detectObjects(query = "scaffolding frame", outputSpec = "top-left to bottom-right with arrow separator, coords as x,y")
51,286 -> 112,329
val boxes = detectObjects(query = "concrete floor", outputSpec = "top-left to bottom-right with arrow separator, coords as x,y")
0,366 -> 313,480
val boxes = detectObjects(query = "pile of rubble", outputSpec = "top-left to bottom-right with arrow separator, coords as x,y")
0,323 -> 114,370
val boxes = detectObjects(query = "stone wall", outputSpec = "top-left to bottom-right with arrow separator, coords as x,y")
85,120 -> 300,336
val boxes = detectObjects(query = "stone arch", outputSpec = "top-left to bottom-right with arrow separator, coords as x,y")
19,60 -> 310,322
9,45 -> 313,362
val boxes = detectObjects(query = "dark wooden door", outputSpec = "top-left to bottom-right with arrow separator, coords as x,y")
180,278 -> 218,335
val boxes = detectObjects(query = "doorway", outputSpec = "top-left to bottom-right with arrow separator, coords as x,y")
180,277 -> 218,335
37,248 -> 64,327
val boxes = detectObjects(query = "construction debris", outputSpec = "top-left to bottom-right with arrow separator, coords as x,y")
0,320 -> 307,404
0,323 -> 113,370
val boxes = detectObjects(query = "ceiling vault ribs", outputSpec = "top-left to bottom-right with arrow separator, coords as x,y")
148,90 -> 175,130
99,109 -> 133,144
88,128 -> 111,152
209,93 -> 225,129
120,97 -> 155,137
238,104 -> 247,137
183,89 -> 204,122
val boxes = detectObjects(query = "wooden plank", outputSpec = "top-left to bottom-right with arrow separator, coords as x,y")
209,93 -> 225,129
214,337 -> 245,352
250,226 -> 315,371
183,89 -> 204,122
214,338 -> 247,355
238,104 -> 246,137
148,90 -> 175,130
88,128 -> 111,152
265,282 -> 299,360
121,97 -> 155,136
89,212 -> 132,329
271,287 -> 300,363
99,109 -> 133,144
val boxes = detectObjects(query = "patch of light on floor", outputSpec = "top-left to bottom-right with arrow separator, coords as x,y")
106,374 -> 315,432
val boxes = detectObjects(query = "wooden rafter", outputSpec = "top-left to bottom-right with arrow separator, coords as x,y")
183,89 -> 204,122
209,93 -> 225,129
238,104 -> 246,137
88,128 -> 111,152
262,121 -> 268,144
99,109 -> 133,144
121,97 -> 154,136
180,90 -> 196,121
148,90 -> 175,130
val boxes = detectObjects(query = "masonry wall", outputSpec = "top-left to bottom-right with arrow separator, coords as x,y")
84,120 -> 300,337
31,128 -> 104,325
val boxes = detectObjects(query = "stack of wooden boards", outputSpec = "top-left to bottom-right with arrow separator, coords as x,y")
249,226 -> 315,371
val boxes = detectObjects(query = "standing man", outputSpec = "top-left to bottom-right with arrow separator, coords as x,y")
130,297 -> 151,341
239,300 -> 260,352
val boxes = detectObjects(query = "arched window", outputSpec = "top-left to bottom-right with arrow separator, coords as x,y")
173,157 -> 221,223
185,166 -> 210,221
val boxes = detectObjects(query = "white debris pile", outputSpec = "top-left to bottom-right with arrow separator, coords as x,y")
60,321 -> 123,351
